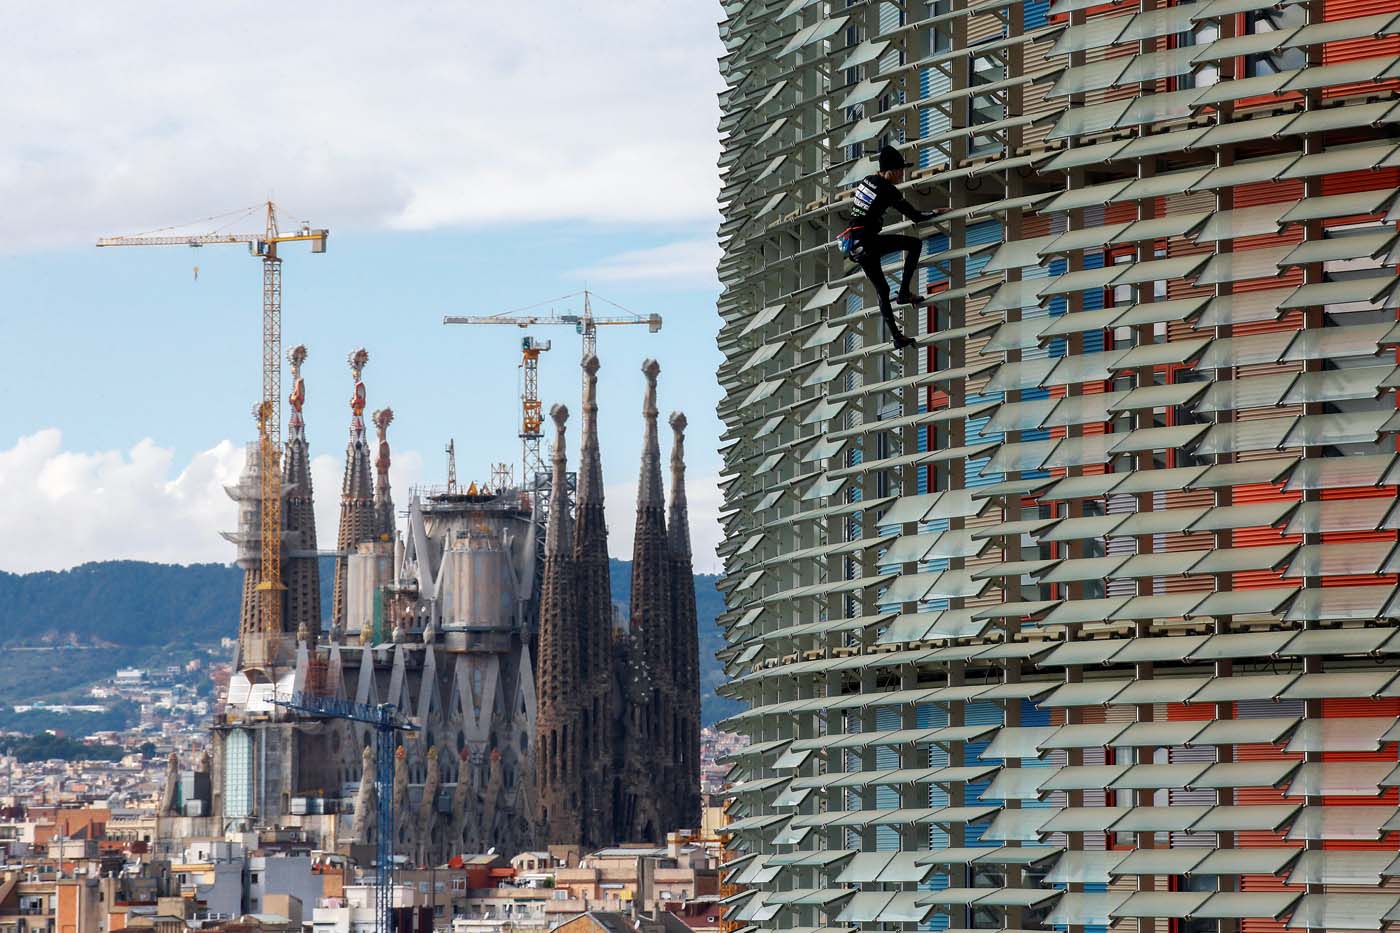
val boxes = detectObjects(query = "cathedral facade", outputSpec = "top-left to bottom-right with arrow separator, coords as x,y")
534,357 -> 703,851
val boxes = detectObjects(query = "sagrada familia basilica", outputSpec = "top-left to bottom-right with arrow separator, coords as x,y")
159,346 -> 701,861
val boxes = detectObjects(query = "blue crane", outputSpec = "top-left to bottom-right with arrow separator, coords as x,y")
274,691 -> 416,933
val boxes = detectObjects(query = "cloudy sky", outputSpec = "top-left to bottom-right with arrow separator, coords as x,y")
0,3 -> 728,573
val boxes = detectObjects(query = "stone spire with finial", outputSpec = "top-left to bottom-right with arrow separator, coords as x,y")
283,345 -> 322,639
667,410 -> 701,829
332,349 -> 378,631
372,408 -> 395,540
572,353 -> 616,845
534,404 -> 584,844
623,358 -> 675,841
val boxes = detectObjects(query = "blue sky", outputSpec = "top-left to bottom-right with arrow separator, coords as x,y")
0,3 -> 728,572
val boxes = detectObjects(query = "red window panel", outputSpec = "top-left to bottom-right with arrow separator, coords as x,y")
1321,168 -> 1400,197
1233,180 -> 1305,208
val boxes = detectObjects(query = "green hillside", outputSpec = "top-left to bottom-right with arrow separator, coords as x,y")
0,557 -> 739,725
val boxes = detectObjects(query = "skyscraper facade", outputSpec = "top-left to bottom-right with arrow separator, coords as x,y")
715,1 -> 1400,930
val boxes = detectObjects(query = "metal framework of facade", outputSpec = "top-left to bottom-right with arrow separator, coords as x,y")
714,0 -> 1400,930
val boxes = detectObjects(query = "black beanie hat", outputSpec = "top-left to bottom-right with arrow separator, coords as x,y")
878,144 -> 908,172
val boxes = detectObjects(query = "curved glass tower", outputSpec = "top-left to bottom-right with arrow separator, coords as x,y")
714,0 -> 1400,931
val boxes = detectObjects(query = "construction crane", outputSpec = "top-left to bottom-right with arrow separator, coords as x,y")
518,336 -> 551,487
274,691 -> 415,933
443,289 -> 661,488
98,203 -> 328,676
443,288 -> 662,360
445,439 -> 459,494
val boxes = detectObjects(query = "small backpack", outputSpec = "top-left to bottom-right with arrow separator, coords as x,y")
837,226 -> 865,262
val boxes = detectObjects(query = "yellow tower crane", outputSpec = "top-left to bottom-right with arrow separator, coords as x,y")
443,289 -> 662,487
98,202 -> 328,678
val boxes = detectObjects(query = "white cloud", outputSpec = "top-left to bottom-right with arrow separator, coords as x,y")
605,474 -> 724,575
0,430 -> 424,574
578,238 -> 722,288
0,430 -> 244,572
3,3 -> 726,254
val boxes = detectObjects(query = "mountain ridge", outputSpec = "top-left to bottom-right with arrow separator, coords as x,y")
0,557 -> 740,724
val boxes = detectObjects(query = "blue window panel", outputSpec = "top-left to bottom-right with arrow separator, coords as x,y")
965,456 -> 998,489
967,414 -> 998,446
966,701 -> 1003,726
915,704 -> 949,729
919,516 -> 951,536
881,3 -> 904,35
876,825 -> 902,850
1019,429 -> 1052,445
1025,0 -> 1050,29
965,819 -> 994,847
967,220 -> 1003,246
922,871 -> 950,893
917,465 -> 929,495
922,912 -> 951,933
1022,698 -> 1051,726
963,221 -> 1003,279
921,73 -> 953,163
926,232 -> 952,287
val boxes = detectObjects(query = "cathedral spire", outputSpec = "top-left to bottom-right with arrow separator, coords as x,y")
667,412 -> 691,560
624,358 -> 674,842
667,410 -> 701,828
373,408 -> 395,541
572,353 -> 615,847
544,405 -> 574,556
637,360 -> 664,511
283,345 -> 321,639
535,404 -> 583,844
332,349 -> 378,631
576,354 -> 605,509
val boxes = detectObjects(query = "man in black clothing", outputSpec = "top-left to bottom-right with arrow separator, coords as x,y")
846,144 -> 940,349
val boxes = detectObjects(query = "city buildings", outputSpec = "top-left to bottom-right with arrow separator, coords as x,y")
714,0 -> 1400,931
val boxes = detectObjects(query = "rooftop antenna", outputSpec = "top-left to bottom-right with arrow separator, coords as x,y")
445,440 -> 458,494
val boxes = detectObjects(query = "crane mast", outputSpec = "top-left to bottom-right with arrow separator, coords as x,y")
258,209 -> 284,666
273,692 -> 415,933
519,336 -> 550,488
99,202 -> 327,677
